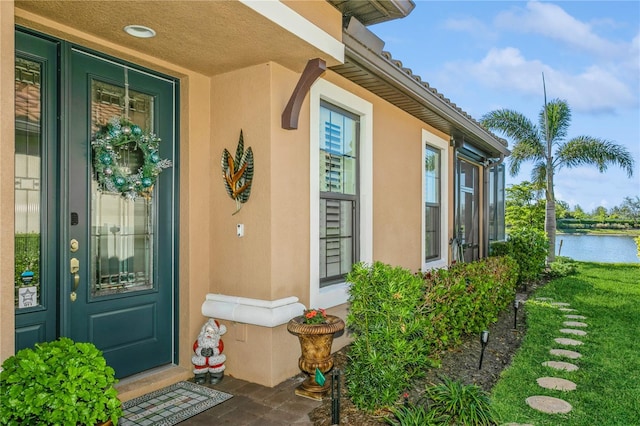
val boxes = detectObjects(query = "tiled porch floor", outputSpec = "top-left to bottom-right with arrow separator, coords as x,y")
179,374 -> 321,425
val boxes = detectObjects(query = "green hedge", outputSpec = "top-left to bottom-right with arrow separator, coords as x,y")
422,256 -> 517,351
345,256 -> 517,412
346,262 -> 433,412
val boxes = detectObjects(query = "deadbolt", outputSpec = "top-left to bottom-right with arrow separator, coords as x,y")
70,239 -> 79,252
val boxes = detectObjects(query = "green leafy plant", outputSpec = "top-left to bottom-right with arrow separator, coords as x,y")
422,256 -> 518,350
490,228 -> 547,285
346,262 -> 435,412
0,337 -> 122,425
302,308 -> 328,324
547,255 -> 578,278
425,378 -> 494,426
635,235 -> 640,259
385,403 -> 446,426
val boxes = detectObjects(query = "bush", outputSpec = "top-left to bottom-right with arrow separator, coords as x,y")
422,256 -> 518,350
0,337 -> 122,425
424,378 -> 494,425
345,257 -> 518,413
385,402 -> 446,425
491,228 -> 547,285
346,262 -> 435,412
635,236 -> 640,259
547,256 -> 578,278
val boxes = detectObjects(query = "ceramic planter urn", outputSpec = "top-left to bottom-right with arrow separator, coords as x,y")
287,314 -> 345,400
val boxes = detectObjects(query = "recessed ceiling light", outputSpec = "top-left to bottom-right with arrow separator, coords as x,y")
124,25 -> 156,38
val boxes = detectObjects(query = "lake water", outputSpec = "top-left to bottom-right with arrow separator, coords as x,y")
555,234 -> 639,263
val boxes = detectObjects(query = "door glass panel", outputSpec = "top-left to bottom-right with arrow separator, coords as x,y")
90,80 -> 155,297
457,159 -> 479,262
14,58 -> 42,309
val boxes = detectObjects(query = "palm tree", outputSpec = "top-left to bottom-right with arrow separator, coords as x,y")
481,99 -> 635,262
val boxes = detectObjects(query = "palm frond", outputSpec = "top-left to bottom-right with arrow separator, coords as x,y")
556,136 -> 635,177
481,109 -> 540,143
539,98 -> 571,145
482,109 -> 545,177
530,162 -> 547,188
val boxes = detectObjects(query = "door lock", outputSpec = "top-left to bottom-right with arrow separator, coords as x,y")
70,258 -> 80,302
70,239 -> 79,252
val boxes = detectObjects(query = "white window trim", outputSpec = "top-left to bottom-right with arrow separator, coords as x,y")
310,79 -> 373,308
422,129 -> 449,271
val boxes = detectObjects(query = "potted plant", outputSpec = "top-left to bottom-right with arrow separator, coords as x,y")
287,308 -> 345,400
0,337 -> 122,425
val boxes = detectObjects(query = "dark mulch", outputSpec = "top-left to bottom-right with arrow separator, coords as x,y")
309,282 -> 543,425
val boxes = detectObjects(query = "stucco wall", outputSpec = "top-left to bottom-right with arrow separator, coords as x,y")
320,71 -> 451,271
3,0 -> 483,392
0,0 -> 16,362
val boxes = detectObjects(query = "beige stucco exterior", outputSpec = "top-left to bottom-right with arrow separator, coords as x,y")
2,0 -> 505,399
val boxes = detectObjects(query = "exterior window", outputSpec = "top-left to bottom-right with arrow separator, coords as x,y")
424,145 -> 440,261
422,130 -> 448,270
488,164 -> 506,242
310,79 -> 372,308
319,102 -> 358,286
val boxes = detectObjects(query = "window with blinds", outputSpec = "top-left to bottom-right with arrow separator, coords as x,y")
319,102 -> 359,286
424,145 -> 441,261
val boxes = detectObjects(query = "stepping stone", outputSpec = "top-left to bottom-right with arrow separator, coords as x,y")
565,314 -> 586,319
554,337 -> 583,346
526,395 -> 572,414
550,349 -> 582,359
559,308 -> 577,312
543,361 -> 579,371
563,321 -> 587,327
537,377 -> 577,391
560,328 -> 587,336
551,302 -> 571,307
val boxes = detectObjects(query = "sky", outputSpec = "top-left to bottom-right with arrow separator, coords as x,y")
369,0 -> 640,212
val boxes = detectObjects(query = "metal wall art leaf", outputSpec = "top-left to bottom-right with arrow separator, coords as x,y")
221,130 -> 254,215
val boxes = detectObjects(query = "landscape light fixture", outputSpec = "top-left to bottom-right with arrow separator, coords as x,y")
331,369 -> 341,425
514,299 -> 520,329
479,330 -> 489,370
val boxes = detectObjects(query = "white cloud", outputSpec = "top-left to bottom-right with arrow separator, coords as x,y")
495,1 -> 626,58
443,17 -> 497,40
445,47 -> 637,113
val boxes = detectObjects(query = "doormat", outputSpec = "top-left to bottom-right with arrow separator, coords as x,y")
120,381 -> 233,426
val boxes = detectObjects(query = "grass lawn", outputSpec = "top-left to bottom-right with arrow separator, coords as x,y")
491,262 -> 640,426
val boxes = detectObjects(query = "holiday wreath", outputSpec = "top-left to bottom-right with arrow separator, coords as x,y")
91,116 -> 172,199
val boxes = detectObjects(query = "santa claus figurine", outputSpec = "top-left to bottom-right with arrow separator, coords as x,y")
192,318 -> 226,384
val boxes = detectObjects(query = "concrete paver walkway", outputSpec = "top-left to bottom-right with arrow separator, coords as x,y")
518,300 -> 591,420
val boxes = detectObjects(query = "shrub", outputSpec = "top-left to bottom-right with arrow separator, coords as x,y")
491,228 -> 547,285
345,257 -> 517,413
346,262 -> 435,412
422,256 -> 518,350
385,403 -> 446,426
547,256 -> 578,278
425,378 -> 494,426
0,337 -> 122,425
635,236 -> 640,259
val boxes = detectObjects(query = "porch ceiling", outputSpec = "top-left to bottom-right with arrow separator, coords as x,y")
15,0 -> 341,76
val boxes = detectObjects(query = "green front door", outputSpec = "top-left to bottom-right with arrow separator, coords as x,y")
14,29 -> 178,378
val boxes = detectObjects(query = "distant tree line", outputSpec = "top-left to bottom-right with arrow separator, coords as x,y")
506,181 -> 640,232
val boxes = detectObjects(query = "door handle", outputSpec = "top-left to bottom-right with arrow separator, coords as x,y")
70,258 -> 80,302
